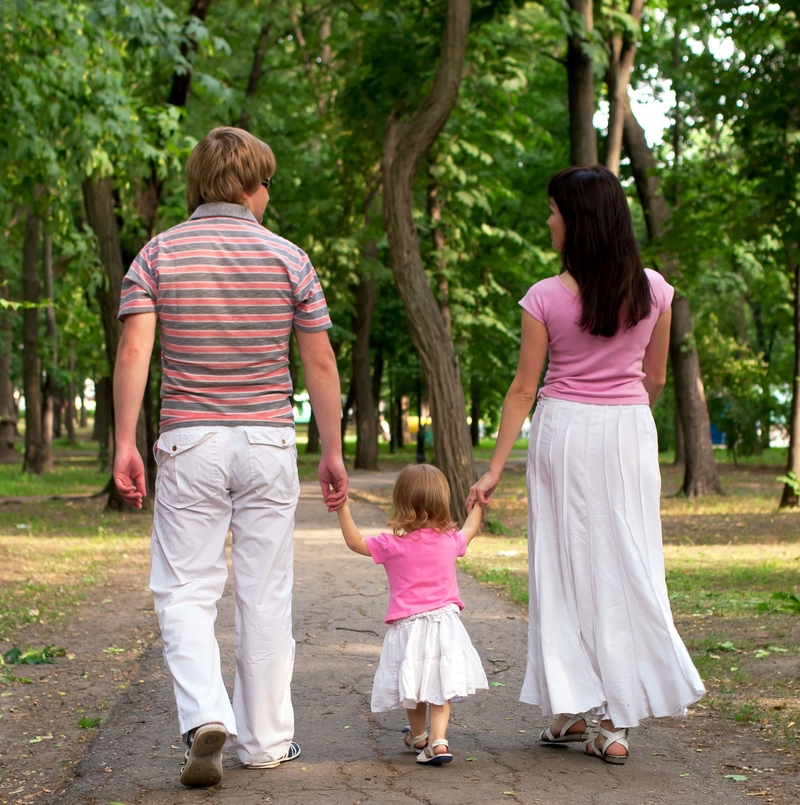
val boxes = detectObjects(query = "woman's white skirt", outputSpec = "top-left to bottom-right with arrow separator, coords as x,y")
371,604 -> 489,712
521,397 -> 705,728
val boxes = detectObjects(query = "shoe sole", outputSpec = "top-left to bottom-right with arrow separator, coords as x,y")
417,754 -> 453,766
180,725 -> 227,787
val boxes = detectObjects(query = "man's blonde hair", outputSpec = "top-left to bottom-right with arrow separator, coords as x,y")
186,127 -> 276,214
388,464 -> 457,537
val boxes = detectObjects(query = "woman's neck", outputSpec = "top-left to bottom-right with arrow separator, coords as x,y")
560,271 -> 580,294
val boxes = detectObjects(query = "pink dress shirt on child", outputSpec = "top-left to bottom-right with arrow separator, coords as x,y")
366,529 -> 467,623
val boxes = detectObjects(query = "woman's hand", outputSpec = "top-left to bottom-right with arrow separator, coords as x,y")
467,470 -> 500,510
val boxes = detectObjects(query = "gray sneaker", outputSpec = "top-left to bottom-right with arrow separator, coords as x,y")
179,723 -> 227,787
245,741 -> 301,769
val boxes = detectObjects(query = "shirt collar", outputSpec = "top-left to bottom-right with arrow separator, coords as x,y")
189,202 -> 259,223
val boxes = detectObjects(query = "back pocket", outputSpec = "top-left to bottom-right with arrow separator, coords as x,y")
245,428 -> 299,504
155,431 -> 222,509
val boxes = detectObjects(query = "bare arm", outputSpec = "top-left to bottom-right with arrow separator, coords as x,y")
336,501 -> 371,556
112,313 -> 157,508
295,329 -> 348,511
468,313 -> 548,509
643,309 -> 671,408
461,502 -> 482,546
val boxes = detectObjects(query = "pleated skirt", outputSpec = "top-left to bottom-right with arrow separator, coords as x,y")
520,397 -> 705,728
371,604 -> 489,712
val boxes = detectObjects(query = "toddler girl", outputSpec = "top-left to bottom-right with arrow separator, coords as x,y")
336,464 -> 488,765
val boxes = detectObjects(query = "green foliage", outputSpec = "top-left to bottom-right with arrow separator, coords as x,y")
757,591 -> 800,615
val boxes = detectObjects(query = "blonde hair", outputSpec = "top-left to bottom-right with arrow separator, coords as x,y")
388,464 -> 457,537
186,127 -> 276,214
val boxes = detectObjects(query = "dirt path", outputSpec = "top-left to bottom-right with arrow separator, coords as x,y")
46,475 -> 796,805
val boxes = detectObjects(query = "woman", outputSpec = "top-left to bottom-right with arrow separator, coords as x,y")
467,166 -> 704,764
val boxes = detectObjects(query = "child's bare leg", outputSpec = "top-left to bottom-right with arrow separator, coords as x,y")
405,702 -> 428,749
428,702 -> 451,754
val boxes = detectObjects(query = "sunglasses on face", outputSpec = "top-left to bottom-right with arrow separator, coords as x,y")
262,177 -> 273,191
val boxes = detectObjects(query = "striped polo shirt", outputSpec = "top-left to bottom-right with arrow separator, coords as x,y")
118,203 -> 332,432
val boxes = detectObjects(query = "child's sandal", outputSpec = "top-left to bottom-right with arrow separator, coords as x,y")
416,738 -> 452,765
402,725 -> 428,752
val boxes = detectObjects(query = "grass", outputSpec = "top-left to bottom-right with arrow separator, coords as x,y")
0,501 -> 151,641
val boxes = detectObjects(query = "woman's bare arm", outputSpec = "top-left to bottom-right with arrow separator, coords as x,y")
643,309 -> 672,408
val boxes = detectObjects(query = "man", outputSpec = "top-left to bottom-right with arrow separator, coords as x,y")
112,127 -> 347,787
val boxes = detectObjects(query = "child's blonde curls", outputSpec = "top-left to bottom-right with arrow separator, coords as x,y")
388,464 -> 457,537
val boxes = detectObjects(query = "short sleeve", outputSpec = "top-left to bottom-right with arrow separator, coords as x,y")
519,281 -> 547,325
119,241 -> 158,320
290,252 -> 332,333
366,533 -> 394,565
453,530 -> 468,558
645,269 -> 674,316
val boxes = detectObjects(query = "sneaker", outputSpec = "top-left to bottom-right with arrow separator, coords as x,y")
246,741 -> 302,769
179,723 -> 227,787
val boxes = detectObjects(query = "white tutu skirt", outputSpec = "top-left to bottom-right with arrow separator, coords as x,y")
521,397 -> 706,728
371,604 -> 489,712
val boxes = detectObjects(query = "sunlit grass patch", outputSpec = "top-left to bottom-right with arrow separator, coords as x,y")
0,501 -> 151,641
0,463 -> 110,498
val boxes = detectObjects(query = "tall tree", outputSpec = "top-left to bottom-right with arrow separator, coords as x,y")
22,211 -> 43,474
566,0 -> 598,165
623,101 -> 723,496
382,0 -> 475,520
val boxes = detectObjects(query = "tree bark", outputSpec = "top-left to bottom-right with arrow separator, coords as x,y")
780,248 -> 800,508
623,102 -> 723,496
82,177 -> 150,510
41,228 -> 56,472
22,212 -> 44,474
306,411 -> 320,454
567,0 -> 598,166
169,0 -> 215,107
238,18 -> 272,130
0,268 -> 17,462
604,0 -> 643,175
674,407 -> 685,465
352,276 -> 379,470
66,349 -> 76,446
382,0 -> 475,522
427,159 -> 452,336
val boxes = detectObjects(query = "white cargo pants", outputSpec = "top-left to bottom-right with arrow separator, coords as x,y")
149,425 -> 299,766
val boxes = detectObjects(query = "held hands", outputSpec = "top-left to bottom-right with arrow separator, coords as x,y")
466,470 -> 500,511
112,443 -> 146,509
318,452 -> 348,512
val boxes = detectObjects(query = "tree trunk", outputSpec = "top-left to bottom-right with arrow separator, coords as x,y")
427,159 -> 452,336
623,101 -> 722,496
780,248 -> 800,508
470,375 -> 481,447
341,381 -> 354,445
22,212 -> 44,474
353,276 -> 379,470
567,0 -> 598,166
674,407 -> 685,465
94,377 -> 112,469
168,0 -> 215,107
381,0 -> 475,522
238,18 -> 272,131
41,228 -> 56,472
306,411 -> 320,454
82,176 -> 150,510
0,268 -> 17,462
66,350 -> 76,446
604,0 -> 643,175
670,296 -> 723,495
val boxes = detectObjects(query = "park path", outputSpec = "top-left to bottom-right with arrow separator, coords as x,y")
56,472 -> 764,805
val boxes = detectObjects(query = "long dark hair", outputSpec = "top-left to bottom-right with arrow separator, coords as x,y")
548,165 -> 651,337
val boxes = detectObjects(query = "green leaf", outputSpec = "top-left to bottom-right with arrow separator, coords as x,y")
78,716 -> 101,729
723,774 -> 748,781
489,681 -> 505,687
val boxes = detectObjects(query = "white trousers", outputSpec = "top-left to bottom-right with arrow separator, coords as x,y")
149,425 -> 299,765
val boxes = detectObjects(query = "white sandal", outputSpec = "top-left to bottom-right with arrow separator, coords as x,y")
538,713 -> 588,744
584,726 -> 629,765
416,738 -> 453,765
402,725 -> 428,752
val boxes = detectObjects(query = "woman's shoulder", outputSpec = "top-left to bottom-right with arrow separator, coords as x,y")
643,268 -> 675,313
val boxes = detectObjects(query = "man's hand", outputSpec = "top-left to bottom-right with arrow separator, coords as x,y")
319,452 -> 348,512
113,443 -> 146,509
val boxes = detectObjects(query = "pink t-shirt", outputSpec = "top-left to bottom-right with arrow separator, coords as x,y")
366,529 -> 467,623
519,268 -> 674,405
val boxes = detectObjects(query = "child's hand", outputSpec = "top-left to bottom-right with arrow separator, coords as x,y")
337,501 -> 371,556
462,501 -> 483,545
